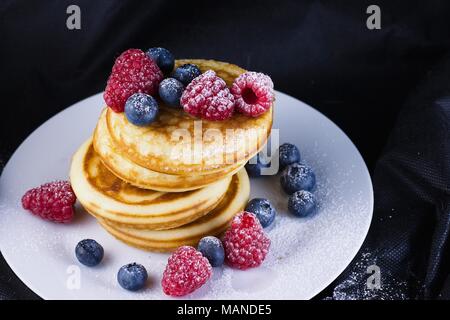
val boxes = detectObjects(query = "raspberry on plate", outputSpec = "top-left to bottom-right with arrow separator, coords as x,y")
231,71 -> 274,117
104,49 -> 163,113
223,211 -> 270,270
180,70 -> 235,121
21,180 -> 76,223
161,246 -> 212,297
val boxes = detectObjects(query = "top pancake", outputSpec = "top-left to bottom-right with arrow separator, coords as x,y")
94,108 -> 244,192
106,59 -> 273,175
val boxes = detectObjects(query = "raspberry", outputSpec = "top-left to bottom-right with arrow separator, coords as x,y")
231,72 -> 274,117
21,181 -> 76,223
161,246 -> 212,296
104,49 -> 163,113
223,211 -> 270,270
180,70 -> 235,121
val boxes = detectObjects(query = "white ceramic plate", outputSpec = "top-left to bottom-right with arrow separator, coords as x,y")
0,92 -> 373,300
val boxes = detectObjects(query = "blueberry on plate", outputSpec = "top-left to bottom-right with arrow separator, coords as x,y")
280,163 -> 316,194
245,198 -> 276,228
159,78 -> 184,108
288,190 -> 317,217
245,154 -> 270,177
146,47 -> 174,75
278,143 -> 301,169
173,64 -> 202,86
197,236 -> 224,267
117,263 -> 148,291
75,239 -> 104,267
124,93 -> 159,126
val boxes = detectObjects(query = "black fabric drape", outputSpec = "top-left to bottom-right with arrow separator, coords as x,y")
321,55 -> 450,300
1,0 -> 450,300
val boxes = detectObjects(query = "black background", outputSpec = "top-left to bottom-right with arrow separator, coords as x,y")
1,0 -> 450,300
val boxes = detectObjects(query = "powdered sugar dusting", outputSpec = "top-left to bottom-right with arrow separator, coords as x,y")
223,212 -> 270,270
161,246 -> 212,296
326,251 -> 409,300
0,91 -> 373,299
291,190 -> 314,204
159,78 -> 184,96
181,70 -> 235,120
126,93 -> 152,115
231,71 -> 274,117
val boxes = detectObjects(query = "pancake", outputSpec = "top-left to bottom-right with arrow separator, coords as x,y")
97,168 -> 250,252
106,59 -> 273,175
70,138 -> 231,230
93,108 -> 244,192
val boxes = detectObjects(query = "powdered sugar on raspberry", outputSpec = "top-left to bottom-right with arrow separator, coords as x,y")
21,180 -> 76,223
223,212 -> 271,270
231,72 -> 274,117
104,49 -> 163,113
161,246 -> 212,296
180,70 -> 235,121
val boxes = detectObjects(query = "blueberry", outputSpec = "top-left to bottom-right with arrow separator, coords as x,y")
124,93 -> 159,126
280,163 -> 316,194
117,263 -> 148,291
278,143 -> 301,169
197,236 -> 224,267
288,190 -> 317,217
146,47 -> 174,75
245,155 -> 270,177
173,64 -> 202,86
245,198 -> 276,228
75,239 -> 104,267
158,78 -> 184,108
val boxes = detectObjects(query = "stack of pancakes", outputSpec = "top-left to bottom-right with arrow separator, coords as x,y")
70,60 -> 273,252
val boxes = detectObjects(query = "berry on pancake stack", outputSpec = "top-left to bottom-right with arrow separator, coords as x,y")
71,47 -> 274,250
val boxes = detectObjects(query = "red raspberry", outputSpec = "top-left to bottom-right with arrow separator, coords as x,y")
223,211 -> 270,270
161,246 -> 212,297
21,181 -> 76,223
180,70 -> 235,121
104,49 -> 163,112
231,72 -> 274,117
